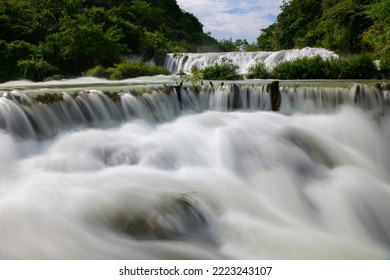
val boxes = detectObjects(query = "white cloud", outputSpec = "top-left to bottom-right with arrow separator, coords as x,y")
176,0 -> 283,42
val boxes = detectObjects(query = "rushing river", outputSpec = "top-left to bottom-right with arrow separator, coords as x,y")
1,78 -> 390,259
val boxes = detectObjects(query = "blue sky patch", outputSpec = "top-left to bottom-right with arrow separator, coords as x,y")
266,13 -> 277,22
225,8 -> 250,15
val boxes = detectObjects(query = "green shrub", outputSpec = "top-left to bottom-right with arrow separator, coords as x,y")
379,56 -> 390,79
321,58 -> 342,79
0,40 -> 37,82
271,59 -> 301,79
17,57 -> 58,82
108,62 -> 170,80
271,54 -> 379,80
85,65 -> 110,79
182,65 -> 203,85
346,53 -> 378,79
272,55 -> 330,79
246,62 -> 270,79
85,62 -> 170,80
202,58 -> 242,80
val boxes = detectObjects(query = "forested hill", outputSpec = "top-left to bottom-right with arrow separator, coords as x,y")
0,0 -> 217,82
257,0 -> 389,59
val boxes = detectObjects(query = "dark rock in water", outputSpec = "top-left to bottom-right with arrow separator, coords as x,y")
35,92 -> 64,104
3,92 -> 21,103
112,194 -> 220,248
103,91 -> 120,102
229,83 -> 242,110
100,147 -> 140,166
164,81 -> 184,107
354,84 -> 361,105
175,81 -> 183,107
267,81 -> 281,111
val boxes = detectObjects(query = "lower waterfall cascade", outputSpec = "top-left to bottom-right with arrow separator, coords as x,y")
0,78 -> 390,259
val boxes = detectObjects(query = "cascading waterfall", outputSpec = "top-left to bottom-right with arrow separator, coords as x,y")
0,79 -> 390,259
165,47 -> 339,74
0,82 -> 385,138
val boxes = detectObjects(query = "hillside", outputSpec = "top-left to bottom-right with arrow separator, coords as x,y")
257,0 -> 389,59
0,0 -> 218,82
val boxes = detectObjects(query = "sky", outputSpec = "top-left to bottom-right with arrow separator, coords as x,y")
176,0 -> 284,43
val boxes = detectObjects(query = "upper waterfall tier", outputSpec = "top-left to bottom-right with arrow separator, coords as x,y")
164,47 -> 339,75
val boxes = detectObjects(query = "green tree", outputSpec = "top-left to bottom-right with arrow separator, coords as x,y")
257,24 -> 277,51
0,40 -> 36,82
42,14 -> 126,75
0,0 -> 83,43
314,0 -> 372,53
217,38 -> 252,52
261,0 -> 324,50
140,30 -> 169,59
363,0 -> 390,57
256,0 -> 374,54
0,0 -> 219,81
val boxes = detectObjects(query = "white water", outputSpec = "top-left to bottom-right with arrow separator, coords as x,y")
1,82 -> 390,259
0,82 -> 383,139
165,47 -> 338,74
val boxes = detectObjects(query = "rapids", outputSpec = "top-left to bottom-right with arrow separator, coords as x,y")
1,79 -> 390,259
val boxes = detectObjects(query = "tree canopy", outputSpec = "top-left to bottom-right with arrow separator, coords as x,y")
0,0 -> 217,82
257,0 -> 390,59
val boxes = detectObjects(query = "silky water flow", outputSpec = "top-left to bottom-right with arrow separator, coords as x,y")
0,80 -> 390,259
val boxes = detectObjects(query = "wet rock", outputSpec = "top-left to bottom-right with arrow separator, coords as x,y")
35,92 -> 64,103
100,147 -> 139,166
103,91 -> 120,102
267,81 -> 281,111
112,194 -> 220,247
229,83 -> 242,110
3,91 -> 21,103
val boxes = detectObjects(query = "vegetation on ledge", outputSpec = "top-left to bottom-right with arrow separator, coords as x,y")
182,54 -> 388,81
202,58 -> 243,81
247,54 -> 388,80
85,62 -> 170,80
180,58 -> 243,82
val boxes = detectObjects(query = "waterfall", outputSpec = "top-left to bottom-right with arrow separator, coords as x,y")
1,79 -> 390,259
165,47 -> 338,74
0,82 -> 385,139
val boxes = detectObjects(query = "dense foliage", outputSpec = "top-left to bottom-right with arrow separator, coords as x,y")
246,54 -> 381,80
217,38 -> 259,52
180,59 -> 242,83
257,0 -> 390,61
0,0 -> 217,82
202,58 -> 242,81
85,62 -> 170,80
246,63 -> 270,79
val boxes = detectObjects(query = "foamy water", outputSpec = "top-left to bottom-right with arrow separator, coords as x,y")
165,47 -> 338,74
1,101 -> 390,259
